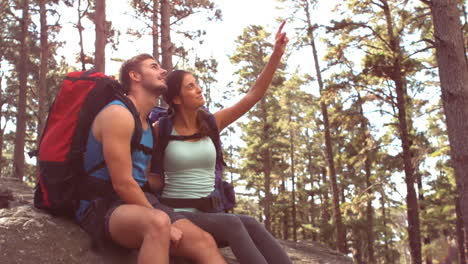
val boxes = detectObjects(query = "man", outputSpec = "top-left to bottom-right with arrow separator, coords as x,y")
75,53 -> 226,264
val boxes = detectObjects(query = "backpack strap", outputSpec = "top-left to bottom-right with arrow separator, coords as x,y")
84,94 -> 150,176
205,114 -> 226,185
151,116 -> 173,175
114,93 -> 144,153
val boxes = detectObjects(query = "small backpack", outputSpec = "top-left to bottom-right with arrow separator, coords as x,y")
34,70 -> 149,217
149,107 -> 236,212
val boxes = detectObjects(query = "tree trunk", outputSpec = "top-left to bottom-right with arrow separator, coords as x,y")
305,3 -> 346,253
258,98 -> 272,232
13,0 -> 30,181
300,210 -> 307,240
77,0 -> 87,71
94,0 -> 106,73
357,93 -> 375,264
263,146 -> 272,232
456,195 -> 467,264
0,70 -> 4,178
305,128 -> 317,240
281,177 -> 289,240
320,167 -> 331,223
37,0 -> 48,147
160,0 -> 172,71
290,129 -> 297,242
430,1 -> 468,257
416,171 -> 433,264
355,235 -> 363,264
381,1 -> 422,262
152,0 -> 160,61
381,190 -> 392,263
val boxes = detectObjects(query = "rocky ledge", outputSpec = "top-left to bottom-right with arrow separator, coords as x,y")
0,177 -> 353,264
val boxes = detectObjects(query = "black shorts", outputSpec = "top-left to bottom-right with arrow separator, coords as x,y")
78,192 -> 186,249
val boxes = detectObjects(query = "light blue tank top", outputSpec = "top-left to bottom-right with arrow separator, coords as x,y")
162,129 -> 216,212
75,99 -> 153,221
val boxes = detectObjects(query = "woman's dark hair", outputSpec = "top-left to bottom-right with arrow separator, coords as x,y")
164,70 -> 210,137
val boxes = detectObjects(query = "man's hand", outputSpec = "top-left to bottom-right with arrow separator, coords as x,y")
170,226 -> 183,249
273,21 -> 289,56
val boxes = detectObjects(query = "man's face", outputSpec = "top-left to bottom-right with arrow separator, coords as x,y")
136,58 -> 168,94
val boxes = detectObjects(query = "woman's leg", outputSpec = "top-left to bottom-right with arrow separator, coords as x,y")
237,214 -> 292,264
180,212 -> 268,264
171,218 -> 226,264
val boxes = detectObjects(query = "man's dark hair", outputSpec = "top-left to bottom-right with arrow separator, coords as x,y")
119,53 -> 155,93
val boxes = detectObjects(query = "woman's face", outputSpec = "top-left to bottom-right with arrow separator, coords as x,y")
173,73 -> 205,109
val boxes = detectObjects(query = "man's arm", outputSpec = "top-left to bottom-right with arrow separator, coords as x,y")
95,104 -> 152,208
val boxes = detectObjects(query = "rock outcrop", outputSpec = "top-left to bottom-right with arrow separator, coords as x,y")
0,177 -> 353,264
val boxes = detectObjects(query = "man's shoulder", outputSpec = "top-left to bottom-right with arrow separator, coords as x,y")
95,103 -> 134,131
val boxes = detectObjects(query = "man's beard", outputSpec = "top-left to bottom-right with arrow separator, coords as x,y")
141,76 -> 168,94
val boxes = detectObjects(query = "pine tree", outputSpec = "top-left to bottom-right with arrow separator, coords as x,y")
231,25 -> 286,232
12,0 -> 30,181
428,2 -> 468,259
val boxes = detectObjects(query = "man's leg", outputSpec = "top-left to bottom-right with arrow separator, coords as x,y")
171,218 -> 227,264
108,204 -> 171,264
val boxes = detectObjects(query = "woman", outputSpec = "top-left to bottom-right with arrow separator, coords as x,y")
150,22 -> 291,264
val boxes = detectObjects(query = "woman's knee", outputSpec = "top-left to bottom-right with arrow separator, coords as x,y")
219,214 -> 244,230
238,215 -> 263,230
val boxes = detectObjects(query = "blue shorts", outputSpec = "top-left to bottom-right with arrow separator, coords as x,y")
77,192 -> 186,249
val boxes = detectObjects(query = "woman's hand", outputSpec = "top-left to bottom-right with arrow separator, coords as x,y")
214,21 -> 289,132
147,172 -> 165,192
273,21 -> 289,56
170,226 -> 183,249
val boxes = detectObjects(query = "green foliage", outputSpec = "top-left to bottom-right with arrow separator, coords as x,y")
1,0 -> 73,180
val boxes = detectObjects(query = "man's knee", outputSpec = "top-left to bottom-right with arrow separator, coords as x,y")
145,209 -> 171,234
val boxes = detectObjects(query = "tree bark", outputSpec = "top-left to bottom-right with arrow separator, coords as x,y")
456,195 -> 467,264
381,1 -> 422,262
430,1 -> 468,259
77,0 -> 88,71
13,0 -> 30,181
160,0 -> 172,71
320,167 -> 331,223
152,0 -> 160,62
290,129 -> 297,242
305,129 -> 317,240
0,70 -> 4,178
37,0 -> 48,147
94,0 -> 106,73
357,93 -> 375,264
281,176 -> 289,240
381,190 -> 392,263
305,2 -> 346,253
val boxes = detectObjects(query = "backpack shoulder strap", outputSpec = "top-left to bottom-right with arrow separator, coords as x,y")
205,113 -> 226,166
151,116 -> 173,175
113,93 -> 150,154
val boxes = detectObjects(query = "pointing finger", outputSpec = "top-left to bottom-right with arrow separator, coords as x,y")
276,20 -> 286,39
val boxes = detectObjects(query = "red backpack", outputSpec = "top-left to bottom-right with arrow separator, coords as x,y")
34,70 -> 147,217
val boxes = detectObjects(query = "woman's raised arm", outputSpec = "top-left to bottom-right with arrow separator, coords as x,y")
214,21 -> 289,132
